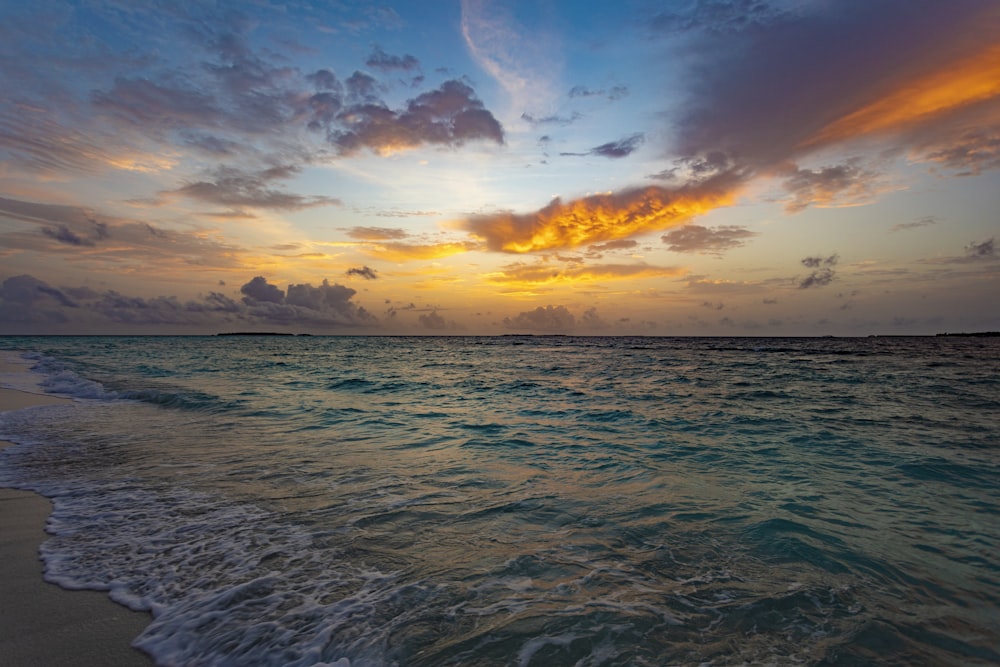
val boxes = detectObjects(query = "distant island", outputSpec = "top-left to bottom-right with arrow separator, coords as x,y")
216,332 -> 311,337
934,331 -> 1000,337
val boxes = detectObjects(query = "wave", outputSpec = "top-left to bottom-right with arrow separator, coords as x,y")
20,352 -> 230,413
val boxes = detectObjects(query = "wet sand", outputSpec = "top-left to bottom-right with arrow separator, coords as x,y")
1,367 -> 154,666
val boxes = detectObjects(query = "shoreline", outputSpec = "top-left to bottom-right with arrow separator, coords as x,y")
0,369 -> 154,666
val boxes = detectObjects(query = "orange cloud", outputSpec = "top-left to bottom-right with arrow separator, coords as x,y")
807,41 -> 1000,148
485,261 -> 684,286
464,174 -> 743,253
357,241 -> 478,262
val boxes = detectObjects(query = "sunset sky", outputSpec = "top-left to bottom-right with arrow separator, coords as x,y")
1,0 -> 998,335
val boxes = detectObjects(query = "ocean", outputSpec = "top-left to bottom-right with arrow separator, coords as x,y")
0,335 -> 997,666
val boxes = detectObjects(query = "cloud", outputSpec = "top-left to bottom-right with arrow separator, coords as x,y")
521,111 -> 583,127
417,310 -> 463,331
485,261 -> 684,286
330,79 -> 504,155
167,165 -> 341,210
344,226 -> 410,240
240,275 -> 285,303
0,274 -> 253,330
965,238 -> 995,259
666,0 -> 1000,184
587,239 -> 639,253
561,133 -> 645,159
779,159 -> 890,213
661,224 -> 757,255
919,128 -> 1000,176
503,305 -> 575,332
365,46 -> 420,72
237,276 -> 377,327
890,216 -> 939,233
799,253 -> 839,289
460,0 -> 563,113
42,224 -> 96,247
0,104 -> 176,176
463,171 -> 744,252
568,85 -> 628,101
0,196 -> 247,271
354,240 -> 477,262
346,266 -> 378,280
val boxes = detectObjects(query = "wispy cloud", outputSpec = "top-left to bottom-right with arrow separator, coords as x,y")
365,46 -> 420,72
166,166 -> 341,210
890,216 -> 939,233
561,133 -> 645,159
460,0 -> 563,116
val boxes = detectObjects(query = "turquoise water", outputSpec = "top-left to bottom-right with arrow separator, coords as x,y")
0,335 -> 998,666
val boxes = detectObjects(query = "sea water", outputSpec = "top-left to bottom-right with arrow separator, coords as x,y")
0,335 -> 997,666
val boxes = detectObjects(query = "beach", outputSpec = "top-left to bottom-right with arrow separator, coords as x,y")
0,365 -> 153,666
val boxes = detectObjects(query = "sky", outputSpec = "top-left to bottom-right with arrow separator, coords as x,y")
0,0 -> 998,336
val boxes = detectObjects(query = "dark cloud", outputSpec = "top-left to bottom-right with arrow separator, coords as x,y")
240,276 -> 285,304
417,310 -> 464,331
306,69 -> 342,93
799,253 -> 839,288
666,0 -> 1000,181
168,166 -> 341,210
346,266 -> 378,280
42,224 -> 95,247
662,224 -> 757,255
503,305 -> 575,332
0,273 -> 377,331
331,80 -> 504,155
562,133 -> 644,159
580,307 -> 609,331
418,310 -> 447,330
965,238 -> 995,258
0,275 -> 75,325
345,71 -> 383,103
365,46 -> 420,72
0,274 -> 248,330
238,276 -> 376,327
801,254 -> 839,269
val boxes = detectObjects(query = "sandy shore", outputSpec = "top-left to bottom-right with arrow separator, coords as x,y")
1,364 -> 155,666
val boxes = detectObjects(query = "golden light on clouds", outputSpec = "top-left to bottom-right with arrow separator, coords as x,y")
359,241 -> 478,262
808,42 -> 1000,147
485,262 -> 685,286
464,179 -> 741,253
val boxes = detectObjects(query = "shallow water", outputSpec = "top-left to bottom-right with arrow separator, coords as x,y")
1,335 -> 998,666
